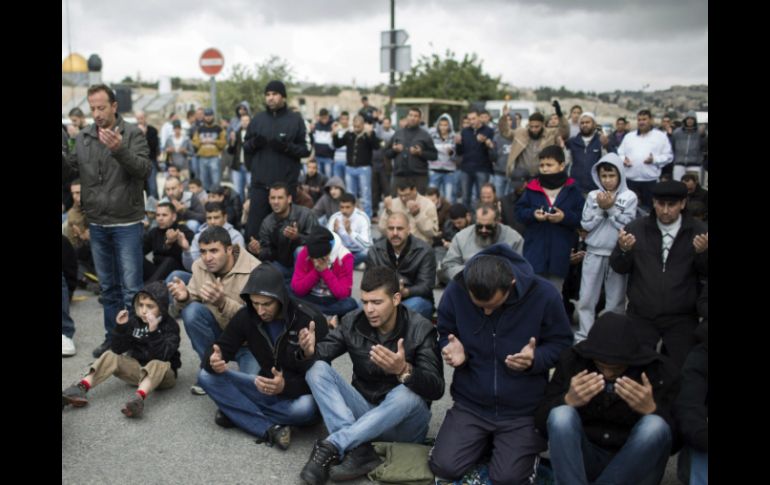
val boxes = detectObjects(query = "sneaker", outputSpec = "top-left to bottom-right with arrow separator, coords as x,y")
92,340 -> 111,358
256,424 -> 292,451
121,394 -> 144,418
215,409 -> 235,428
354,262 -> 366,271
62,382 -> 89,407
329,442 -> 382,481
300,439 -> 340,485
190,385 -> 207,396
62,334 -> 77,357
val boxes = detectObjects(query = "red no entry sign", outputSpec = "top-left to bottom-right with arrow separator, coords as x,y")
200,48 -> 224,76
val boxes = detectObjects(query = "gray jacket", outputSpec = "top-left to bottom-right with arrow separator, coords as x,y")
63,114 -> 151,225
438,224 -> 524,283
581,153 -> 638,255
312,176 -> 346,219
672,111 -> 704,167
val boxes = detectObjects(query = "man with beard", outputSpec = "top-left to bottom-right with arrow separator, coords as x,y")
565,112 -> 605,195
384,107 -> 438,194
506,101 -> 570,178
142,202 -> 194,283
438,203 -> 524,284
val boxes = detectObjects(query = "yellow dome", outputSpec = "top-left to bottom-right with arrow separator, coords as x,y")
62,54 -> 88,73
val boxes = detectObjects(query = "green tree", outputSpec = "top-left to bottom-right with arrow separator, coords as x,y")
397,50 -> 504,103
215,56 -> 295,119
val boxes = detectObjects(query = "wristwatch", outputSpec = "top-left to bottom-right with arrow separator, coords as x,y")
397,363 -> 413,384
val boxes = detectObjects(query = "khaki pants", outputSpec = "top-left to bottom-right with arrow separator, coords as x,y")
89,351 -> 176,393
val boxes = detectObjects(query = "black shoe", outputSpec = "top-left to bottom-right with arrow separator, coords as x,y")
300,439 -> 340,485
329,442 -> 382,481
215,410 -> 235,428
255,424 -> 291,451
92,340 -> 111,358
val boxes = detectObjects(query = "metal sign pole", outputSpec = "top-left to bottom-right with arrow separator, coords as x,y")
210,76 -> 217,118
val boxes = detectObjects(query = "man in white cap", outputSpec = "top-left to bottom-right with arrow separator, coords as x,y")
565,111 -> 605,195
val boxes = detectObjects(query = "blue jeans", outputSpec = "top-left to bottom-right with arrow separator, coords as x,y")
429,170 -> 456,203
317,157 -> 334,178
165,270 -> 192,286
689,448 -> 708,485
491,173 -> 509,197
89,222 -> 144,340
458,170 -> 491,208
402,296 -> 434,320
547,405 -> 671,485
305,361 -> 431,454
198,368 -> 320,437
181,302 -> 259,375
295,293 -> 360,318
351,250 -> 368,266
333,159 -> 346,180
230,165 -> 250,199
183,219 -> 202,234
199,156 -> 222,190
147,164 -> 158,201
62,273 -> 75,338
345,166 -> 372,217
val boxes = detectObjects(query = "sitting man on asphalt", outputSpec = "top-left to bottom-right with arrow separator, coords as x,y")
197,264 -> 329,450
326,192 -> 372,267
297,266 -> 444,485
379,180 -> 440,244
367,212 -> 437,320
167,226 -> 260,395
142,201 -> 194,283
161,175 -> 206,233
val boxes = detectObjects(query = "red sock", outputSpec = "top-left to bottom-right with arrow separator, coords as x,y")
80,379 -> 91,391
136,390 -> 147,400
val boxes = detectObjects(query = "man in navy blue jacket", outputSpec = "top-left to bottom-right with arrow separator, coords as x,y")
456,109 -> 497,208
429,244 -> 574,484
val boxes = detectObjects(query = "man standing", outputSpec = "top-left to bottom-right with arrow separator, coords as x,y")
333,115 -> 378,217
192,108 -> 227,191
430,246 -> 573,484
384,107 -> 438,194
610,181 -> 708,368
63,84 -> 151,358
565,112 -> 604,195
506,101 -> 570,178
243,80 -> 312,240
617,110 -> 673,212
379,181 -> 440,244
672,111 -> 706,183
456,109 -> 496,208
135,110 -> 160,199
311,108 -> 336,178
605,117 -> 629,154
298,266 -> 444,484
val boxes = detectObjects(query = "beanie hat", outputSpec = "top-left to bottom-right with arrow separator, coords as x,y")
265,80 -> 287,98
306,226 -> 333,258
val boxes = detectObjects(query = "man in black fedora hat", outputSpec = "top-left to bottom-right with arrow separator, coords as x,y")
535,312 -> 680,485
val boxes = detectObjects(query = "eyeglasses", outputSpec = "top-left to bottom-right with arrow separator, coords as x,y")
476,224 -> 496,231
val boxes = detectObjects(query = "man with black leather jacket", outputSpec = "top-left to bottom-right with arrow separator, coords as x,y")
297,266 -> 444,485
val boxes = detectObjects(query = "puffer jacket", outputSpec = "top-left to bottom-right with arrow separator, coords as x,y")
111,281 -> 182,375
63,114 -> 151,225
315,305 -> 444,405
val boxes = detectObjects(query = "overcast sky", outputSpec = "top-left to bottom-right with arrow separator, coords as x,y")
62,0 -> 707,93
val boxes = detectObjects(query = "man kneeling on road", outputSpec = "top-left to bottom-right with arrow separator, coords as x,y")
297,266 -> 444,485
197,264 -> 329,449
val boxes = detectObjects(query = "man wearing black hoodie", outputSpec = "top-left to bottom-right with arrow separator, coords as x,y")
243,80 -> 312,240
384,107 -> 438,194
197,264 -> 329,449
430,245 -> 573,485
535,312 -> 679,485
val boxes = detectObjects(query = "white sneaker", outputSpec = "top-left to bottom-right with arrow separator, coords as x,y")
190,385 -> 207,396
62,334 -> 77,357
355,262 -> 366,271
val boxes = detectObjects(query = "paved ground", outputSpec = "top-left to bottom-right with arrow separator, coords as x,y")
63,266 -> 681,484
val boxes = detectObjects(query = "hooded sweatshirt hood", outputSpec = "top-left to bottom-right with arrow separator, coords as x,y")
240,264 -> 290,320
324,176 -> 346,194
574,312 -> 661,366
683,110 -> 698,129
590,152 -> 628,194
132,281 -> 170,320
235,100 -> 252,117
433,113 -> 455,134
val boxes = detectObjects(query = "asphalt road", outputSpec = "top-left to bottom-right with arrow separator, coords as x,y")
63,267 -> 681,485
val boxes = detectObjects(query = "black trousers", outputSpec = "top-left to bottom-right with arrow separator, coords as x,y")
246,183 -> 298,241
631,314 -> 698,369
429,405 -> 546,484
371,162 -> 391,217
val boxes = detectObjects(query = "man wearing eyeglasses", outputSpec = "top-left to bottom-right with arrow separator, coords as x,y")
438,203 -> 524,284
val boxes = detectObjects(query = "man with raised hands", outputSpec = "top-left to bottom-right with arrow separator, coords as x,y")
430,244 -> 573,485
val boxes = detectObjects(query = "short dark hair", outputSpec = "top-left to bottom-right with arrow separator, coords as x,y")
269,182 -> 290,196
70,178 -> 81,186
198,225 -> 232,247
408,107 -> 422,117
87,84 -> 116,104
396,180 -> 416,191
339,192 -> 356,204
467,109 -> 480,116
685,199 -> 706,219
68,108 -> 85,118
465,255 -> 514,302
637,109 -> 653,118
479,109 -> 490,116
426,187 -> 440,197
616,117 -> 627,124
340,111 -> 350,117
189,178 -> 203,187
165,175 -> 181,185
307,158 -> 318,166
361,266 -> 400,295
157,201 -> 176,213
319,108 -> 329,116
449,203 -> 469,220
538,145 -> 566,164
361,96 -> 369,101
204,201 -> 226,214
529,112 -> 545,123
681,173 -> 700,184
570,105 -> 583,113
597,163 -> 619,176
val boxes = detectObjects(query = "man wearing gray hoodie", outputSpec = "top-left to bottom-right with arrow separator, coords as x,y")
671,111 -> 706,183
429,114 -> 458,203
576,153 -> 638,342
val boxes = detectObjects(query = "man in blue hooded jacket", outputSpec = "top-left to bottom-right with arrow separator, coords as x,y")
430,244 -> 573,484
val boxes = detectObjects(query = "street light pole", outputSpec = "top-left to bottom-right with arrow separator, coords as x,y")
389,0 -> 396,117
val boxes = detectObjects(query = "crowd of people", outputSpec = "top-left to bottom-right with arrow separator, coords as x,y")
62,82 -> 708,485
